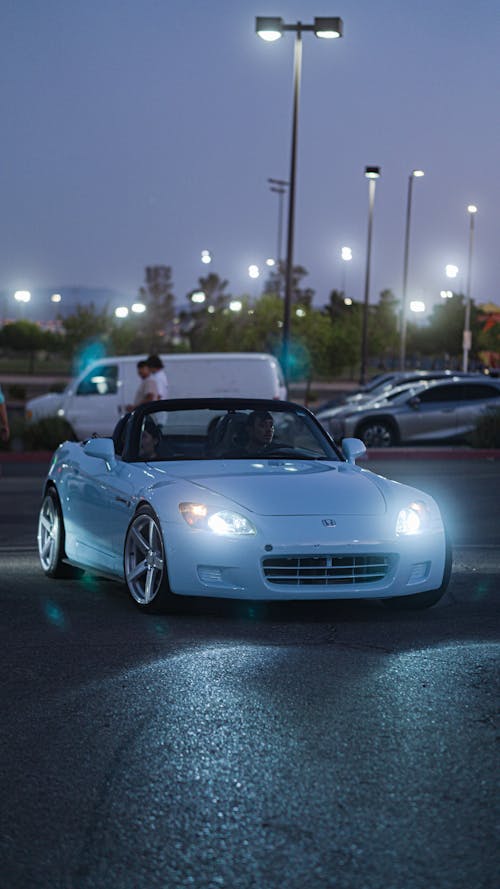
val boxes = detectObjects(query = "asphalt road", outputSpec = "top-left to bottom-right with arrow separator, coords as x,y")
0,458 -> 499,889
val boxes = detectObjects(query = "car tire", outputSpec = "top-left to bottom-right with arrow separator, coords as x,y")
38,487 -> 83,579
356,418 -> 398,448
382,528 -> 452,610
123,505 -> 179,613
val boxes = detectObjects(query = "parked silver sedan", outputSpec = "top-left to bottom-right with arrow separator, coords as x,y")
319,377 -> 500,447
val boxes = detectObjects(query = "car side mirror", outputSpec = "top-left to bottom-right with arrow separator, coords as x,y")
83,437 -> 116,468
342,437 -> 366,464
408,396 -> 421,409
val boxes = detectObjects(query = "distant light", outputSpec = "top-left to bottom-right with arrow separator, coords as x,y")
131,302 -> 146,313
191,291 -> 206,304
410,300 -> 426,313
467,204 -> 478,214
248,265 -> 260,279
229,300 -> 242,312
295,308 -> 306,317
440,290 -> 453,299
445,264 -> 459,279
341,246 -> 352,261
207,306 -> 215,314
344,297 -> 353,306
265,258 -> 275,267
50,293 -> 62,303
14,290 -> 31,303
201,250 -> 212,264
115,306 -> 129,318
314,17 -> 343,38
365,166 -> 381,179
412,169 -> 425,178
256,17 -> 283,41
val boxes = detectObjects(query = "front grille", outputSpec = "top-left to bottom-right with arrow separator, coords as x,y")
262,554 -> 391,586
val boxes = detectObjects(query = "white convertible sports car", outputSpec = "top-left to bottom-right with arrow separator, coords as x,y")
38,398 -> 452,612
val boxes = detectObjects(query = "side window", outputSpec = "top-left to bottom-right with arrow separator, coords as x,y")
76,365 -> 118,396
417,385 -> 460,404
460,384 -> 500,401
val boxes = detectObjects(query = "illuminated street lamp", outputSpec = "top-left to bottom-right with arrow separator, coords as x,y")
410,300 -> 426,314
340,245 -> 352,297
445,264 -> 459,279
14,290 -> 31,304
229,300 -> 243,312
50,293 -> 62,304
463,204 -> 477,372
114,306 -> 129,319
399,169 -> 425,370
201,250 -> 212,265
256,15 -> 343,379
131,302 -> 146,313
190,291 -> 206,304
360,166 -> 380,385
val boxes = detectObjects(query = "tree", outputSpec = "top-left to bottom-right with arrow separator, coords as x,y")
139,265 -> 176,352
368,289 -> 399,368
61,304 -> 111,358
0,320 -> 47,372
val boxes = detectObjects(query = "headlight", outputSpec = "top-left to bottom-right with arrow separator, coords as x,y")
396,501 -> 430,535
179,502 -> 256,536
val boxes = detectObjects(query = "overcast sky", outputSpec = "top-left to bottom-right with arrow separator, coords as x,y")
1,0 -> 499,317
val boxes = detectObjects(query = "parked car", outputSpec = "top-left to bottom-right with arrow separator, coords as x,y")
316,370 -> 479,415
37,397 -> 451,611
25,352 -> 287,439
320,377 -> 500,447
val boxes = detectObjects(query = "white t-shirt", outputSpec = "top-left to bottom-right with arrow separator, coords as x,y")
153,368 -> 169,399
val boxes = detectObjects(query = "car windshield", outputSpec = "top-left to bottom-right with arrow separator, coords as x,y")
129,403 -> 342,462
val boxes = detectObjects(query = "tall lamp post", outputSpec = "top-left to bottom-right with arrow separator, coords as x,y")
268,178 -> 289,273
256,16 -> 343,379
463,204 -> 477,372
360,167 -> 380,386
399,169 -> 424,370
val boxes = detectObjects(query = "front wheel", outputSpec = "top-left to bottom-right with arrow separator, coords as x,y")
356,419 -> 398,448
38,488 -> 83,578
123,505 -> 178,613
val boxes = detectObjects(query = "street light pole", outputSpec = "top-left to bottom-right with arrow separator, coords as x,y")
360,167 -> 380,386
268,178 -> 289,275
256,16 -> 343,380
399,169 -> 424,370
463,204 -> 477,372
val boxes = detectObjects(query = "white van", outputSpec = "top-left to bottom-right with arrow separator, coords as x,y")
25,352 -> 287,440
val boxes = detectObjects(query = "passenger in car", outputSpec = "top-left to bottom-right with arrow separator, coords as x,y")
245,410 -> 276,454
139,417 -> 162,460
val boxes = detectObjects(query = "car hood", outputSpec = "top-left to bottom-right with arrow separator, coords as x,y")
150,460 -> 387,516
25,392 -> 65,419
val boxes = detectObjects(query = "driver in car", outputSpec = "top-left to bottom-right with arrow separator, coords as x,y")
245,410 -> 276,454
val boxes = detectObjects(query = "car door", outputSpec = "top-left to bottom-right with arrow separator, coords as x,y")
65,450 -> 136,573
453,382 -> 500,437
399,383 -> 462,442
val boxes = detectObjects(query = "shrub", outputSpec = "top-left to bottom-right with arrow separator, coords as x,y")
468,408 -> 500,448
0,416 -> 75,452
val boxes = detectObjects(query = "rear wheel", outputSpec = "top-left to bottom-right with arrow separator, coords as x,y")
356,419 -> 397,448
38,488 -> 83,578
382,528 -> 452,610
124,505 -> 178,613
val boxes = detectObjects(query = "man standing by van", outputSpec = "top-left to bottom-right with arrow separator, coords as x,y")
126,360 -> 159,412
146,355 -> 169,399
